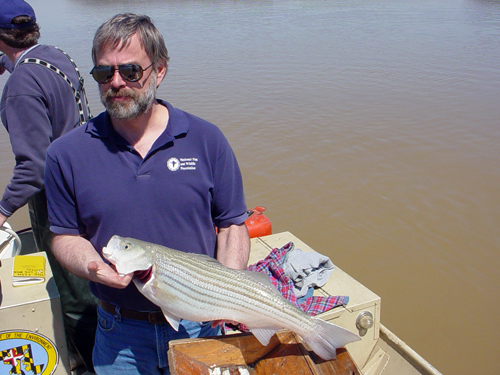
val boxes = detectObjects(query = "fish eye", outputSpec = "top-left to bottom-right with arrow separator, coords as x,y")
124,243 -> 131,250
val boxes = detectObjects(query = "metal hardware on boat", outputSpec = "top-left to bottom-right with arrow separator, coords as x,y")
356,311 -> 374,336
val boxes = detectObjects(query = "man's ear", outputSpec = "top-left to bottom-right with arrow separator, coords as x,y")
155,62 -> 167,87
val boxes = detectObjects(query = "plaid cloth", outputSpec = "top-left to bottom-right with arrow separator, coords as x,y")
229,242 -> 349,333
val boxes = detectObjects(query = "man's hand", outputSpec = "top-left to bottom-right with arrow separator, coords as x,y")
87,260 -> 133,289
52,234 -> 133,288
0,212 -> 8,228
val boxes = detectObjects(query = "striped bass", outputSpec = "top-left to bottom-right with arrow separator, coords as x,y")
102,235 -> 360,360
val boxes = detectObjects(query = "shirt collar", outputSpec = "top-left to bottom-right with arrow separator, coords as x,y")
13,44 -> 40,69
85,100 -> 190,143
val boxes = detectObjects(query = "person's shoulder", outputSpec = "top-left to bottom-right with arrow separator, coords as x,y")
25,44 -> 64,60
2,66 -> 41,96
48,112 -> 107,156
49,124 -> 86,152
171,102 -> 224,135
17,45 -> 76,76
161,100 -> 212,126
8,46 -> 54,79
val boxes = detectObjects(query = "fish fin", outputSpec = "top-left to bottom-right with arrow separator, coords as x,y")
242,270 -> 275,286
161,309 -> 182,331
242,270 -> 288,300
250,327 -> 279,346
304,318 -> 361,360
189,252 -> 223,264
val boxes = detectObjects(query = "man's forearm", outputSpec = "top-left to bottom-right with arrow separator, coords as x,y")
216,223 -> 250,270
51,234 -> 103,279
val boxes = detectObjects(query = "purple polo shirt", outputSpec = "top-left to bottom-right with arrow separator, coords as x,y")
45,100 -> 247,310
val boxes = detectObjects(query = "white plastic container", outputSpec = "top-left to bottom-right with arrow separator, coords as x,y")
0,222 -> 22,259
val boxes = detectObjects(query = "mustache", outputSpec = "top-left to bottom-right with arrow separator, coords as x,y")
102,87 -> 135,99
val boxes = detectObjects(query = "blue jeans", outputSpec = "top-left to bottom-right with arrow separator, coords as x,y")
93,305 -> 220,374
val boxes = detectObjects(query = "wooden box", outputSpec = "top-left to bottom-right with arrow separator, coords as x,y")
168,330 -> 360,375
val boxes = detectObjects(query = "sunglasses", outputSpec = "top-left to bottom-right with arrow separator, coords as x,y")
90,62 -> 154,84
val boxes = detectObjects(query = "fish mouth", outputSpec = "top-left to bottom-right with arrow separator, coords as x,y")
102,243 -> 129,274
102,245 -> 112,259
102,245 -> 119,267
102,235 -> 122,263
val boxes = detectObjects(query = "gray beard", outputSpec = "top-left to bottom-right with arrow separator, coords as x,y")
101,71 -> 157,120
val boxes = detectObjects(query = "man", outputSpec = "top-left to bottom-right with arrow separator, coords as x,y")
44,13 -> 250,374
0,0 -> 96,372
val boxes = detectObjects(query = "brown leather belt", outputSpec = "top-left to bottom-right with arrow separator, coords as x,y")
99,300 -> 167,324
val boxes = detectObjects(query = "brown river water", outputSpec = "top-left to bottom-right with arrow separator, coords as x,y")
1,1 -> 499,373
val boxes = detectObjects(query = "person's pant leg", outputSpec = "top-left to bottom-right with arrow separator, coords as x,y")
156,320 -> 220,371
93,306 -> 221,375
93,306 -> 162,375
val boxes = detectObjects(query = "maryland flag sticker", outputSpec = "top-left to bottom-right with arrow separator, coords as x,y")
0,331 -> 58,375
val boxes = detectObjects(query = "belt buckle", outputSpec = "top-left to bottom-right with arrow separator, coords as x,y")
148,311 -> 165,324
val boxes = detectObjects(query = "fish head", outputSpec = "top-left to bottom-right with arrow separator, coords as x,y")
103,235 -> 155,275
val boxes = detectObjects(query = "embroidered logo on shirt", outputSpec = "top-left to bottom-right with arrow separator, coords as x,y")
167,157 -> 198,171
167,158 -> 180,171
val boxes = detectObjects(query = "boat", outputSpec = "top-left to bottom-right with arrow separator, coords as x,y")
0,210 -> 442,375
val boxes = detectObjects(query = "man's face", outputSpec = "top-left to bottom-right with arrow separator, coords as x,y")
96,34 -> 164,119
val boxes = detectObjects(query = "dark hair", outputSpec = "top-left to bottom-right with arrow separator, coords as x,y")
92,13 -> 169,72
0,16 -> 40,48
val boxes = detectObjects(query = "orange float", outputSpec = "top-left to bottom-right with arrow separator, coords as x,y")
245,206 -> 272,238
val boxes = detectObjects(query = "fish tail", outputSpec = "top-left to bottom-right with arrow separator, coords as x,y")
303,318 -> 361,360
